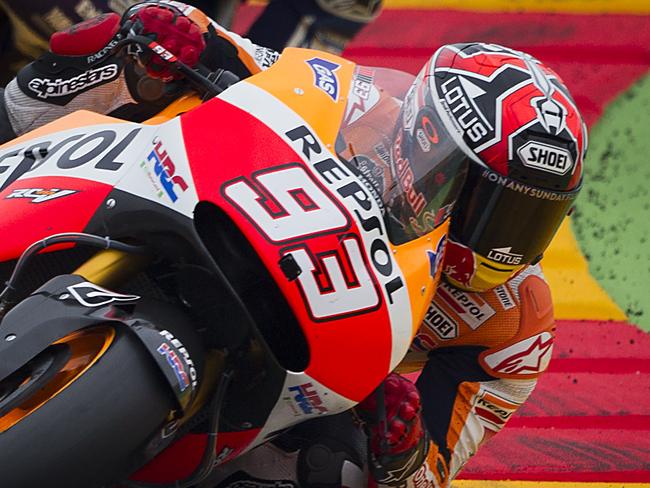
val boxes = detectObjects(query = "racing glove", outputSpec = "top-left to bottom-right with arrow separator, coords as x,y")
123,4 -> 206,81
356,373 -> 429,485
0,1 -> 256,139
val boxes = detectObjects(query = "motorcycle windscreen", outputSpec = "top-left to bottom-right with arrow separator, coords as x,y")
451,164 -> 581,266
336,66 -> 468,245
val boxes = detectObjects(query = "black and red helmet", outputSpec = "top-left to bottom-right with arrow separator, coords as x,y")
424,43 -> 588,291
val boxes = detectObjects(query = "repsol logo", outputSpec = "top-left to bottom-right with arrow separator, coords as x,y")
517,141 -> 573,175
0,127 -> 142,191
439,281 -> 495,330
476,397 -> 514,421
286,125 -> 405,304
439,76 -> 490,144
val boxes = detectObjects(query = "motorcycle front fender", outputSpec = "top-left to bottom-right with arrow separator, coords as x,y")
0,273 -> 203,411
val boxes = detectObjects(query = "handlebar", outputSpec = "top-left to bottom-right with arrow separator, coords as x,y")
111,32 -> 239,100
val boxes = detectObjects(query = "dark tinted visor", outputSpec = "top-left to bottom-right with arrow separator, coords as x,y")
451,164 -> 582,265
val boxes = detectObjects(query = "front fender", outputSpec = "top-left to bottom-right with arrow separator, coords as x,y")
0,274 -> 204,411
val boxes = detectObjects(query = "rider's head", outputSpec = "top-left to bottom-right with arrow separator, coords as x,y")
391,43 -> 587,292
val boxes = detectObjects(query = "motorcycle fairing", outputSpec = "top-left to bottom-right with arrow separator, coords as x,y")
0,175 -> 114,262
115,117 -> 200,218
0,120 -> 158,257
0,273 -> 202,411
180,70 -> 411,406
0,114 -> 205,263
181,50 -> 412,410
240,49 -> 445,376
0,47 -> 448,478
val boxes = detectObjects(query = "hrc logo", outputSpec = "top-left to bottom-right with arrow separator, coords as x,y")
157,342 -> 190,391
146,137 -> 188,202
288,382 -> 328,415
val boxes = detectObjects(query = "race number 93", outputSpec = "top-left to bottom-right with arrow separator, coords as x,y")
223,163 -> 381,320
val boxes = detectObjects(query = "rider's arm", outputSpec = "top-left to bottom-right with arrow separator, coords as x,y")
398,265 -> 556,487
0,1 -> 279,140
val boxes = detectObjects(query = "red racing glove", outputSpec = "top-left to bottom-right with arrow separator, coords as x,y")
356,373 -> 429,485
127,4 -> 206,81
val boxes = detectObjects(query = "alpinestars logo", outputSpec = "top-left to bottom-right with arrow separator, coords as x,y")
28,64 -> 119,99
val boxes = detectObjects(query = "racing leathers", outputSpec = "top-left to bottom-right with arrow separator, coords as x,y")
0,4 -> 558,488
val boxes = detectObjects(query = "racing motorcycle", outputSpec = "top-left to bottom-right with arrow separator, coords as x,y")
0,37 -> 449,488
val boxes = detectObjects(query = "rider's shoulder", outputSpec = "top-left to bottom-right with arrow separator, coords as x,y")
407,265 -> 554,364
475,264 -> 555,379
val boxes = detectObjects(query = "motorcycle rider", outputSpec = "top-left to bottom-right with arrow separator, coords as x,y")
0,0 -> 382,85
0,3 -> 587,487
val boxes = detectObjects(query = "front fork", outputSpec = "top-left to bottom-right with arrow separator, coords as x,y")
74,249 -> 225,425
73,249 -> 150,288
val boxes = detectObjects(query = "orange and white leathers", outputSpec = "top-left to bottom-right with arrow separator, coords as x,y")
337,74 -> 556,487
375,264 -> 555,488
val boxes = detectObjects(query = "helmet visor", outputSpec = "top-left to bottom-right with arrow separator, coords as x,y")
337,66 -> 469,246
383,106 -> 469,245
451,164 -> 581,266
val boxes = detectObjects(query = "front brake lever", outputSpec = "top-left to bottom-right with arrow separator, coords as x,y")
111,34 -> 235,100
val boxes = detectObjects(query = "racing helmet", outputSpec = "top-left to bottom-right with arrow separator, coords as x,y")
419,43 -> 589,291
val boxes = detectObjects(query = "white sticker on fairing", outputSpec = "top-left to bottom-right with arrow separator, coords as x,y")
343,83 -> 381,126
116,118 -> 199,217
0,123 -> 155,192
246,372 -> 356,454
219,81 -> 413,371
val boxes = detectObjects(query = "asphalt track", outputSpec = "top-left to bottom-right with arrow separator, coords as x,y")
236,2 -> 650,487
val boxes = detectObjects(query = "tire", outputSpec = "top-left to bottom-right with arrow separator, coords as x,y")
0,325 -> 176,488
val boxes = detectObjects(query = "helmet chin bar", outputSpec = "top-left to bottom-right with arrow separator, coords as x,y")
443,251 -> 524,293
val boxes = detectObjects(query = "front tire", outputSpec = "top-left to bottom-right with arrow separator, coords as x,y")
0,325 -> 176,488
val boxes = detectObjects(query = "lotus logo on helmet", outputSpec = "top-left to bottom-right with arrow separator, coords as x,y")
487,247 -> 523,265
517,141 -> 573,175
439,76 -> 491,144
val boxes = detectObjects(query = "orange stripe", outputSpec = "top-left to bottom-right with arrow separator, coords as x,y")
215,29 -> 262,75
447,382 -> 481,453
0,111 -> 128,149
541,219 -> 626,321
